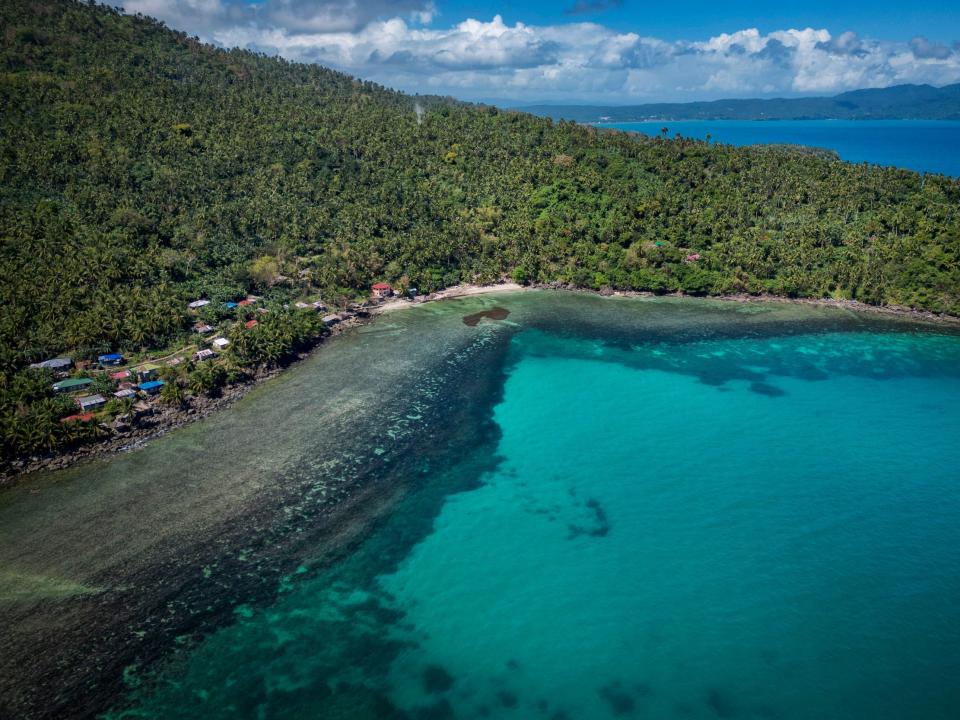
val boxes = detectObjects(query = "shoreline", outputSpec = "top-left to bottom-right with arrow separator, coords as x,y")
2,284 -> 957,486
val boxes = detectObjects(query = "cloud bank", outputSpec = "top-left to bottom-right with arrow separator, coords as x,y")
123,0 -> 960,102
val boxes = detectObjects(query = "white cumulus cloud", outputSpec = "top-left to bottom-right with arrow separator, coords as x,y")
120,1 -> 960,102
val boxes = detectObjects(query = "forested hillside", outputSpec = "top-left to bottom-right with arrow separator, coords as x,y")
2,0 -> 960,461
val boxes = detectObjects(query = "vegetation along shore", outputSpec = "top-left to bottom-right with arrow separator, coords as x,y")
4,281 -> 957,486
2,0 -> 959,478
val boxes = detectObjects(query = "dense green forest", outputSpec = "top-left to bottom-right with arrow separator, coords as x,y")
522,83 -> 960,122
2,0 -> 959,462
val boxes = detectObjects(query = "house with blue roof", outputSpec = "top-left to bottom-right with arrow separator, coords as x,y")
98,353 -> 124,366
138,379 -> 165,395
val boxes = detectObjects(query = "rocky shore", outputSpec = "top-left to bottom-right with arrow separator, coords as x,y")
0,317 -> 370,487
3,284 -> 957,487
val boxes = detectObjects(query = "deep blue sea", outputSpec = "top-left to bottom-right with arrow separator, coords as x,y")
600,120 -> 960,176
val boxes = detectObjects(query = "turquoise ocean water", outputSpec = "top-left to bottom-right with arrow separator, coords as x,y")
601,120 -> 960,176
102,298 -> 960,720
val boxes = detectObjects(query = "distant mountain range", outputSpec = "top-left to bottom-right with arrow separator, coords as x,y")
518,84 -> 960,122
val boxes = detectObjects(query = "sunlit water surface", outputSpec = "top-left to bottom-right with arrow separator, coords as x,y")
2,294 -> 959,720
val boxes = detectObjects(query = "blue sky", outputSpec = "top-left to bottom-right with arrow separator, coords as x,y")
452,1 -> 959,43
126,1 -> 960,103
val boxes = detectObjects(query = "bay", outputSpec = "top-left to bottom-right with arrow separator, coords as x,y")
600,119 -> 960,176
2,293 -> 959,719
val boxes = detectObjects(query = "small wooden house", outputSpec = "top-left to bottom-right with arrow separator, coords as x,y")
76,394 -> 107,411
371,282 -> 393,298
53,377 -> 93,393
194,349 -> 216,361
98,353 -> 124,367
138,380 -> 165,395
30,357 -> 73,373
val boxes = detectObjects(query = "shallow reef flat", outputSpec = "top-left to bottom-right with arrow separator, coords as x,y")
2,292 -> 959,719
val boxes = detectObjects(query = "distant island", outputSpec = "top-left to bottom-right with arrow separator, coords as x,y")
518,83 -> 960,122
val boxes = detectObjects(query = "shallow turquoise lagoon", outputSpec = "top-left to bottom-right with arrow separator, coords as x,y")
382,330 -> 960,719
108,300 -> 960,720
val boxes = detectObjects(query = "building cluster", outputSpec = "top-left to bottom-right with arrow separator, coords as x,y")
45,354 -> 169,425
38,285 -> 396,428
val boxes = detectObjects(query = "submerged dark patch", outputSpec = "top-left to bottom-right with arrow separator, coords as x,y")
567,498 -> 611,539
463,307 -> 511,326
498,690 -> 519,708
707,688 -> 738,718
417,698 -> 454,720
749,381 -> 787,397
422,664 -> 455,694
599,682 -> 636,715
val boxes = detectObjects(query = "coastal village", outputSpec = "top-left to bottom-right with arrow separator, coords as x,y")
13,283 -> 408,474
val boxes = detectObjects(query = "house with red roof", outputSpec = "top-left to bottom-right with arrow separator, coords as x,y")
371,282 -> 393,298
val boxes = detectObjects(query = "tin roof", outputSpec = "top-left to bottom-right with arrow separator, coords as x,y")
53,377 -> 93,390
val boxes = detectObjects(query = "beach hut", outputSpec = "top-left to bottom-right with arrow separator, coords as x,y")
194,349 -> 216,361
53,377 -> 93,393
98,353 -> 124,367
371,282 -> 393,298
212,337 -> 230,350
139,380 -> 165,395
188,299 -> 211,310
76,394 -> 107,412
